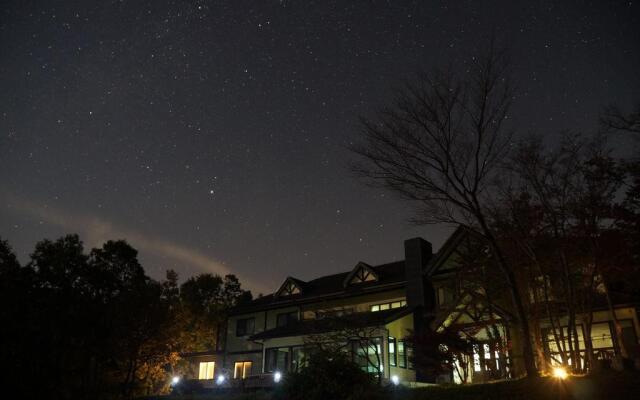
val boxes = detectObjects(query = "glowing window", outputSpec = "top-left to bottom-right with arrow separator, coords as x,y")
371,305 -> 380,312
234,361 -> 252,379
198,361 -> 215,380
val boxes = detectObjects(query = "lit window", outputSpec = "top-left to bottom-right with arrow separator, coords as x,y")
398,340 -> 406,368
371,305 -> 380,312
198,361 -> 215,380
234,361 -> 252,379
391,301 -> 401,309
400,300 -> 407,307
380,303 -> 390,311
389,337 -> 397,367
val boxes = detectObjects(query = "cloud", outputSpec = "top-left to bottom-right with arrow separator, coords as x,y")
3,194 -> 268,293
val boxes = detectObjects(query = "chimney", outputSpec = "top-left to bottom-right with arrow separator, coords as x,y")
404,237 -> 433,383
404,237 -> 432,308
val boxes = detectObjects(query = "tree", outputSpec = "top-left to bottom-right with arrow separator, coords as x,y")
406,328 -> 475,383
350,43 -> 538,377
178,273 -> 252,352
304,312 -> 385,385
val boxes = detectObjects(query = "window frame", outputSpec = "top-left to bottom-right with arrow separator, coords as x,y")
236,317 -> 255,336
397,340 -> 407,368
388,337 -> 397,367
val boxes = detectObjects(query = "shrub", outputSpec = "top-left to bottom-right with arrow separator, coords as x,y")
275,348 -> 380,400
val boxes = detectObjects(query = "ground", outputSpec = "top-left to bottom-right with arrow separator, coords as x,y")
144,371 -> 640,400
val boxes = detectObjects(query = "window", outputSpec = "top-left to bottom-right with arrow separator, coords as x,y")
388,337 -> 397,367
349,266 -> 377,284
397,340 -> 406,368
265,346 -> 307,373
370,300 -> 407,312
276,311 -> 298,327
198,361 -> 215,380
234,361 -> 252,379
351,338 -> 384,375
278,279 -> 302,296
236,317 -> 255,336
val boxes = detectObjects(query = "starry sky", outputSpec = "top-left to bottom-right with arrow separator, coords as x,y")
1,0 -> 639,294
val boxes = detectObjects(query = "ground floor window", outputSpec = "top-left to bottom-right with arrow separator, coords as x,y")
234,361 -> 252,379
397,340 -> 407,368
265,346 -> 306,373
198,361 -> 215,380
541,319 -> 638,367
351,337 -> 384,375
388,337 -> 397,367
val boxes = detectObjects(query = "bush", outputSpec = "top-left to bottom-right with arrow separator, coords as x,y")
275,348 -> 381,400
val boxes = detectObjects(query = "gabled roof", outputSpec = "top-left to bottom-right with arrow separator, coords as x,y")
230,260 -> 406,315
275,277 -> 306,297
343,262 -> 379,287
434,288 -> 513,332
426,225 -> 481,277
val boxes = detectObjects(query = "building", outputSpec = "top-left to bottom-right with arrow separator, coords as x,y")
184,226 -> 640,386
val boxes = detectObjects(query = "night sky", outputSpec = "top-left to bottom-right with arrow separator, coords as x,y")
1,1 -> 638,294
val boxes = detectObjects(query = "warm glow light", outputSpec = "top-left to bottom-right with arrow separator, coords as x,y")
552,367 -> 568,380
391,375 -> 400,385
274,371 -> 282,383
171,376 -> 180,385
216,375 -> 225,385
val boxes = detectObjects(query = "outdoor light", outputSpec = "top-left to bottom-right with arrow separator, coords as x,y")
391,375 -> 400,386
274,371 -> 282,383
216,375 -> 226,385
171,376 -> 180,385
552,366 -> 568,380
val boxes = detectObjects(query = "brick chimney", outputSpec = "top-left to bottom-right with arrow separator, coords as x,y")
404,237 -> 433,383
404,237 -> 433,309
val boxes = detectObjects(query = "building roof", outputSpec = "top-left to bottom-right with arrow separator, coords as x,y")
250,307 -> 413,340
230,260 -> 406,315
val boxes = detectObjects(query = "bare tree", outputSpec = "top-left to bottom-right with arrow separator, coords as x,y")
350,44 -> 539,377
304,313 -> 385,385
600,104 -> 640,136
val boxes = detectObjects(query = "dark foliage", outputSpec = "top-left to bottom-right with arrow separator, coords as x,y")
276,348 -> 380,400
0,235 -> 251,400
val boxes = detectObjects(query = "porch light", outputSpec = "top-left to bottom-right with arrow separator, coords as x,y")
552,366 -> 568,380
391,375 -> 400,386
216,375 -> 226,385
274,371 -> 282,383
171,376 -> 180,385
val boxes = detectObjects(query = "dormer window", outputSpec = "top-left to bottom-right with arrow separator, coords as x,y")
344,262 -> 379,287
276,277 -> 303,297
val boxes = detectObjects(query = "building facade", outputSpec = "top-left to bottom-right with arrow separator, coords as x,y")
184,226 -> 640,386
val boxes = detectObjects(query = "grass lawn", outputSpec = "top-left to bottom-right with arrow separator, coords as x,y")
151,371 -> 640,400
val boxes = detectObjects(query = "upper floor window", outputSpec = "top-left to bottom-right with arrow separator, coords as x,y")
370,300 -> 406,312
276,311 -> 298,327
236,317 -> 255,336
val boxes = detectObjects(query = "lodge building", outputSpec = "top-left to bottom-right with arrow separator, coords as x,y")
184,226 -> 640,386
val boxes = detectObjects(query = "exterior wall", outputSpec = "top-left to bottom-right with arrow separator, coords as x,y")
385,313 -> 416,383
186,353 -> 221,381
299,289 -> 407,316
226,311 -> 266,353
224,351 -> 263,378
266,305 -> 300,330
